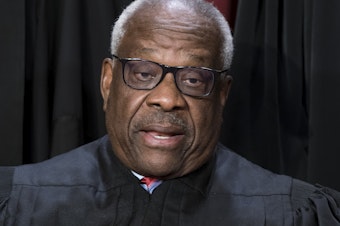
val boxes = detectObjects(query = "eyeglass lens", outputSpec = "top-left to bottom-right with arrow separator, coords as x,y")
122,60 -> 215,97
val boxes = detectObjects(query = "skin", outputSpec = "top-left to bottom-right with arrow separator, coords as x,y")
101,3 -> 232,179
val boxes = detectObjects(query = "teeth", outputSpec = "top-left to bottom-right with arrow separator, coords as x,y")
154,135 -> 171,140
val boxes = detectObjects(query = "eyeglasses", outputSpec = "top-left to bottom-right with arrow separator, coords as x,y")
112,54 -> 229,97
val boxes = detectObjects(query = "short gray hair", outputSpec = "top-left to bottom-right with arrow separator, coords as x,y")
110,0 -> 233,69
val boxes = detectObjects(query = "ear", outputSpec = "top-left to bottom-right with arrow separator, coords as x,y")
100,58 -> 114,111
219,75 -> 233,107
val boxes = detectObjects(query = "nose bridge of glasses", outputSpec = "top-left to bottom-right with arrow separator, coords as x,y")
156,65 -> 177,89
160,65 -> 188,93
161,64 -> 180,77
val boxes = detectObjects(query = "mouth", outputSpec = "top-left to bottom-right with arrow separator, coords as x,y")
149,132 -> 175,140
139,125 -> 186,148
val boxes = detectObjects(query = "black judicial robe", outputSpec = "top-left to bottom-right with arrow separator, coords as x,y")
0,135 -> 339,225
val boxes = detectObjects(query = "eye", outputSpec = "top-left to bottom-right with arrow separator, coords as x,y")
125,61 -> 161,84
183,77 -> 203,87
180,70 -> 209,88
134,72 -> 156,81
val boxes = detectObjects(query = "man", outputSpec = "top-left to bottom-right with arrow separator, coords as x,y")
0,0 -> 339,225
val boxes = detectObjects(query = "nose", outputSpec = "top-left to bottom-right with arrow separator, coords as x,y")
145,73 -> 187,111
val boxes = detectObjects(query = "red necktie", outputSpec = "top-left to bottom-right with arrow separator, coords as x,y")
140,177 -> 158,188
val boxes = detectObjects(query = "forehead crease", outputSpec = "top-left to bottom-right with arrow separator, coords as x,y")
143,20 -> 215,42
155,17 -> 212,32
129,5 -> 216,37
136,47 -> 208,64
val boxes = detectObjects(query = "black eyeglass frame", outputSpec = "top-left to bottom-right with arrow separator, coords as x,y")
112,54 -> 229,97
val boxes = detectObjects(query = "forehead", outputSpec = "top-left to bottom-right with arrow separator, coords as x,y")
117,4 -> 222,67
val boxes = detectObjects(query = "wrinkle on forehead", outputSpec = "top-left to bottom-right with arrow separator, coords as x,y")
119,26 -> 219,67
119,3 -> 223,68
124,15 -> 216,51
131,1 -> 214,34
151,18 -> 214,38
135,47 -> 209,66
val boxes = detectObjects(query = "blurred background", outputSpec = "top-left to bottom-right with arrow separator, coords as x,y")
1,0 -> 339,190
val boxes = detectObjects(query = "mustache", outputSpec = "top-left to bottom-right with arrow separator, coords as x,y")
134,111 -> 188,131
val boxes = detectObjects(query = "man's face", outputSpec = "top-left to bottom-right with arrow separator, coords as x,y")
101,7 -> 232,179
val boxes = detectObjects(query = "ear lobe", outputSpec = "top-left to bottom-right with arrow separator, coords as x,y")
100,58 -> 114,111
219,75 -> 233,107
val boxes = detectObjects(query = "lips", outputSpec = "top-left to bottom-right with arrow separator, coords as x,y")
138,124 -> 186,148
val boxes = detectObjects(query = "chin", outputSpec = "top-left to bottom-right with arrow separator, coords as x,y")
137,161 -> 182,179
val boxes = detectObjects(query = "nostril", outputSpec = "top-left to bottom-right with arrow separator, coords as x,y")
148,102 -> 161,109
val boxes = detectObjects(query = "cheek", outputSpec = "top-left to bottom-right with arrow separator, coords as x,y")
189,98 -> 224,140
106,82 -> 147,136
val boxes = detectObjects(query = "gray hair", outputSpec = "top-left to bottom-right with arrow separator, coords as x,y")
110,0 -> 233,69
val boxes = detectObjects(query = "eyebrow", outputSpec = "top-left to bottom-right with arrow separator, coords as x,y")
138,48 -> 156,55
137,48 -> 208,66
187,53 -> 206,64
